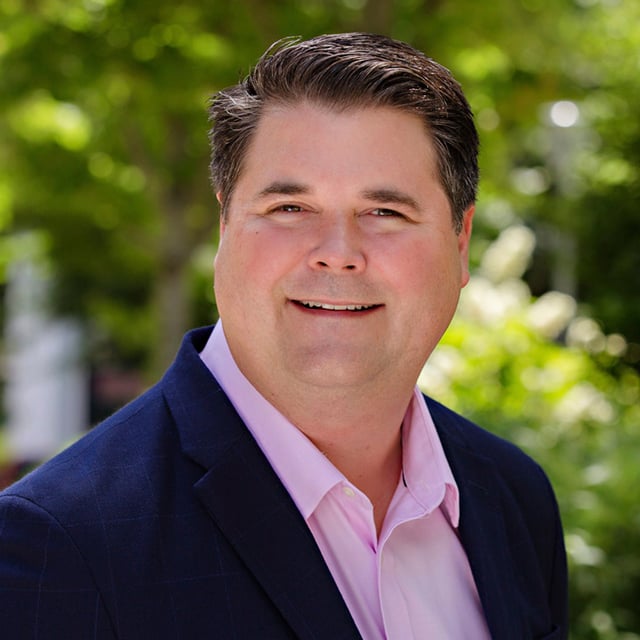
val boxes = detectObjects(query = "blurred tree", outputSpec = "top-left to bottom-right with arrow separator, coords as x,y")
2,0 -> 221,372
421,0 -> 640,353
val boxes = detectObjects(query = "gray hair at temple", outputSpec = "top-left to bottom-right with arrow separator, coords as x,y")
208,32 -> 479,233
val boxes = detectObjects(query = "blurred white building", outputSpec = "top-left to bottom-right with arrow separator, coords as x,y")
4,259 -> 87,464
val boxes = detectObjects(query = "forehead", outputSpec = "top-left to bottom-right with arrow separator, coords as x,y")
256,98 -> 429,137
220,100 -> 449,219
242,101 -> 438,179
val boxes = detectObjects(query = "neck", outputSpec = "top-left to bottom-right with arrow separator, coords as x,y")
315,419 -> 404,536
266,381 -> 413,535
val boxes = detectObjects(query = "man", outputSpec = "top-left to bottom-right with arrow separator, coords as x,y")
0,33 -> 567,639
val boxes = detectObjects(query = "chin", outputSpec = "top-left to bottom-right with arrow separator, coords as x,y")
287,353 -> 388,390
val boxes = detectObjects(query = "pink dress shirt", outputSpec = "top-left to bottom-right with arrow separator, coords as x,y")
200,322 -> 490,639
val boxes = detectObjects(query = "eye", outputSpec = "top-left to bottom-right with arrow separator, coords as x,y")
271,204 -> 304,213
370,208 -> 403,218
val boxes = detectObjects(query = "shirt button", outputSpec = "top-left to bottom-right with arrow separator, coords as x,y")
342,486 -> 356,498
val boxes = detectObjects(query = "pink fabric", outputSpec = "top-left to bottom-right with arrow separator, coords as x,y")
200,322 -> 490,639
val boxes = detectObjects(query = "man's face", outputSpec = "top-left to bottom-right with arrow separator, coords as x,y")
214,102 -> 473,400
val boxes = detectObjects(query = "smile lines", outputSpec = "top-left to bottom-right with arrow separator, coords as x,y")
297,300 -> 380,311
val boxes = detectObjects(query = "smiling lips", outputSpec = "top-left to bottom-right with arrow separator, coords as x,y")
296,300 -> 382,312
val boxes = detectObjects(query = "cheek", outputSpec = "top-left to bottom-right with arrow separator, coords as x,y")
376,237 -> 437,285
214,232 -> 255,307
388,240 -> 464,307
216,228 -> 295,293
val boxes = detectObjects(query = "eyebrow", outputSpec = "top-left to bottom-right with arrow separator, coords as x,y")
361,188 -> 420,212
256,182 -> 420,212
257,181 -> 311,198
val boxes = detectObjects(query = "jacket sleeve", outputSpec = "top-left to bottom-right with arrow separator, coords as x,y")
542,468 -> 569,638
0,494 -> 117,639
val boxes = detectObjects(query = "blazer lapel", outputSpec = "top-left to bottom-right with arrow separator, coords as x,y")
428,398 -> 526,640
193,433 -> 361,640
162,328 -> 361,640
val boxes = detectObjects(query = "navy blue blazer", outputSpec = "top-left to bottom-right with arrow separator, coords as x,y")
0,326 -> 567,639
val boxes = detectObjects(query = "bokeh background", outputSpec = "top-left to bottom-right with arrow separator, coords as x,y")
1,0 -> 639,637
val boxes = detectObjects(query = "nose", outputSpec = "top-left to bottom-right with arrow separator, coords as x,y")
308,217 -> 366,272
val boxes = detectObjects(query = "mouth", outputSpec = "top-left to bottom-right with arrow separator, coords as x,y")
293,300 -> 382,312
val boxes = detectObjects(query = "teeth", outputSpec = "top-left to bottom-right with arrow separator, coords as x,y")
300,301 -> 375,311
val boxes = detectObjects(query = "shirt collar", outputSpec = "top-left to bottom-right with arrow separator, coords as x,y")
200,321 -> 343,519
401,387 -> 460,527
199,321 -> 460,527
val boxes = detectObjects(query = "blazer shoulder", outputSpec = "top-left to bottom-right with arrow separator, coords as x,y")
425,395 -> 545,473
424,394 -> 561,519
425,395 -> 568,636
0,381 -> 177,522
0,326 -> 219,519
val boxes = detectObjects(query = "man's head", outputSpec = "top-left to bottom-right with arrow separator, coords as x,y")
208,32 -> 478,232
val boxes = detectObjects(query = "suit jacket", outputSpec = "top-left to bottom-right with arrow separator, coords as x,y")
0,326 -> 567,639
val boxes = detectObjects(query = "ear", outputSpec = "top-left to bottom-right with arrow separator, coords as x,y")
216,191 -> 226,237
214,192 -> 226,272
458,204 -> 475,288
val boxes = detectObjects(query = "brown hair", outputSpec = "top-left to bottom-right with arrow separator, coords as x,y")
208,33 -> 478,232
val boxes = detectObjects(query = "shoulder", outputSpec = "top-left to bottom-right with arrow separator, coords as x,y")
426,394 -> 547,477
0,383 -> 179,632
0,382 -> 175,521
424,394 -> 561,524
0,325 -> 219,521
423,396 -> 568,633
424,395 -> 568,636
